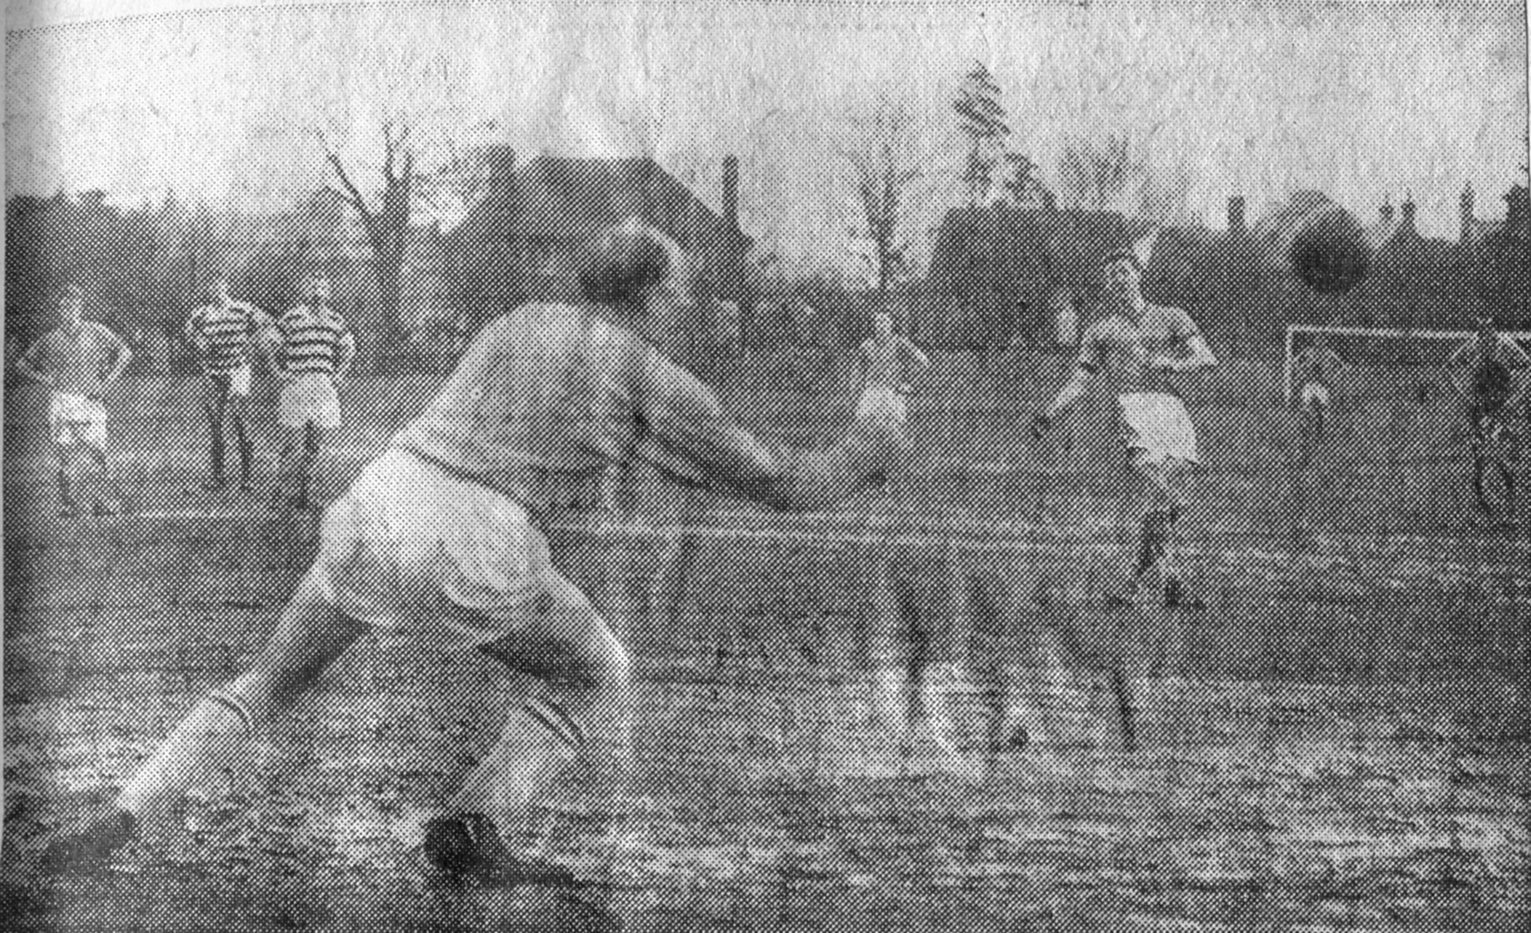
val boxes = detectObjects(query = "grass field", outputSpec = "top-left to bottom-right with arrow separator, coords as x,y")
4,368 -> 1529,931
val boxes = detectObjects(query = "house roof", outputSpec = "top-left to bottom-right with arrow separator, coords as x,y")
927,203 -> 1134,294
449,151 -> 748,255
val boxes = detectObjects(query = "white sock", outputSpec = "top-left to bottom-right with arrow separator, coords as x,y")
448,699 -> 581,832
116,692 -> 254,821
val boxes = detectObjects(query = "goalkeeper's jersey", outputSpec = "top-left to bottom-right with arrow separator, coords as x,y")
391,303 -> 807,518
1453,334 -> 1529,416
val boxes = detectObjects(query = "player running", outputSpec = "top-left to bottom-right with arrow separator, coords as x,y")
14,284 -> 133,517
269,272 -> 355,511
1030,250 -> 1218,609
186,277 -> 268,492
42,220 -> 901,884
1448,316 -> 1529,518
1291,332 -> 1346,445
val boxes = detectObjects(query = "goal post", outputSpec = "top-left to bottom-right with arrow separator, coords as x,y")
1283,324 -> 1531,406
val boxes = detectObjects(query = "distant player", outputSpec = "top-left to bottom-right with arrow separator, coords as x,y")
14,284 -> 133,516
43,220 -> 900,884
1031,250 -> 1218,608
269,272 -> 355,511
857,307 -> 930,444
1292,333 -> 1346,443
186,277 -> 268,492
1448,316 -> 1529,517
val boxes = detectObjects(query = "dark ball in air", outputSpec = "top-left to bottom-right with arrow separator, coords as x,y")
1286,208 -> 1371,294
1254,191 -> 1374,295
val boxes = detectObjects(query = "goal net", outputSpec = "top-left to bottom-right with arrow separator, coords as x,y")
1282,324 -> 1531,407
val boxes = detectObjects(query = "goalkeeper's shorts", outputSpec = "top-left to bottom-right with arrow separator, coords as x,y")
314,449 -> 560,653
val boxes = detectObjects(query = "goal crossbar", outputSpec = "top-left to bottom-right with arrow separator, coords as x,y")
1283,324 -> 1531,403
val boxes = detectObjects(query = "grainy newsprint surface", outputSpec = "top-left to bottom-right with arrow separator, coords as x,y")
4,2 -> 1529,930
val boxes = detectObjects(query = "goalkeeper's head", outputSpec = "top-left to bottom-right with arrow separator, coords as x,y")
577,219 -> 696,328
1474,315 -> 1497,341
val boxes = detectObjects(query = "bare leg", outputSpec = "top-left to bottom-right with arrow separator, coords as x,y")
229,395 -> 253,490
205,378 -> 228,487
52,441 -> 79,514
274,426 -> 304,508
448,567 -> 633,836
83,442 -> 123,514
1471,448 -> 1491,514
1125,457 -> 1194,600
44,569 -> 367,867
297,423 -> 321,510
116,570 -> 368,821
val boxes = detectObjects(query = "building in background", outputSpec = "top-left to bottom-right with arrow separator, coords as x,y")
437,149 -> 751,329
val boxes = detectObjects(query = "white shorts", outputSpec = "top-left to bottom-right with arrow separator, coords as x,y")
210,365 -> 253,398
1299,382 -> 1330,410
855,385 -> 909,432
1118,392 -> 1199,466
48,392 -> 108,449
315,449 -> 559,652
277,373 -> 341,429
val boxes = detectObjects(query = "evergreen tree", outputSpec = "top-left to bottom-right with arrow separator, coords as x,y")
953,62 -> 1010,205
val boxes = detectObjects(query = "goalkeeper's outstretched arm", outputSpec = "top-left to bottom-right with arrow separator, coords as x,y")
632,345 -> 897,512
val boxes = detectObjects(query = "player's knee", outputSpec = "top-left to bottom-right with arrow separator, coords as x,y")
587,632 -> 632,704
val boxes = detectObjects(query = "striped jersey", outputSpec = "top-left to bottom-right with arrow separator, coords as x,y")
275,304 -> 353,377
187,301 -> 263,374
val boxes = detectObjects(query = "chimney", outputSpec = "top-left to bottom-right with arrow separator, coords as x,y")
1379,198 -> 1395,226
1460,182 -> 1475,246
1227,195 -> 1246,235
1401,193 -> 1416,233
722,155 -> 739,231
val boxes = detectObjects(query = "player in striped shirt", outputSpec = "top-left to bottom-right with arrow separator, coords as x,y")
186,277 -> 267,491
268,272 -> 355,511
15,284 -> 133,516
44,220 -> 901,883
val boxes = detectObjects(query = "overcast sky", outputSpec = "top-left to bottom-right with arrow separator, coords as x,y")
7,0 -> 1528,277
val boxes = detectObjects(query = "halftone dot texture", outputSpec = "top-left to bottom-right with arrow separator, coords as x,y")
5,4 -> 1531,933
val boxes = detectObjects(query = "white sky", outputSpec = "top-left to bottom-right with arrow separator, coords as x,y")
6,1 -> 1529,277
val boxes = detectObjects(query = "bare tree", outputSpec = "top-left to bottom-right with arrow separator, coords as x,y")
306,47 -> 494,349
1057,133 -> 1138,211
842,95 -> 925,297
1057,131 -> 1185,222
1002,152 -> 1050,207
